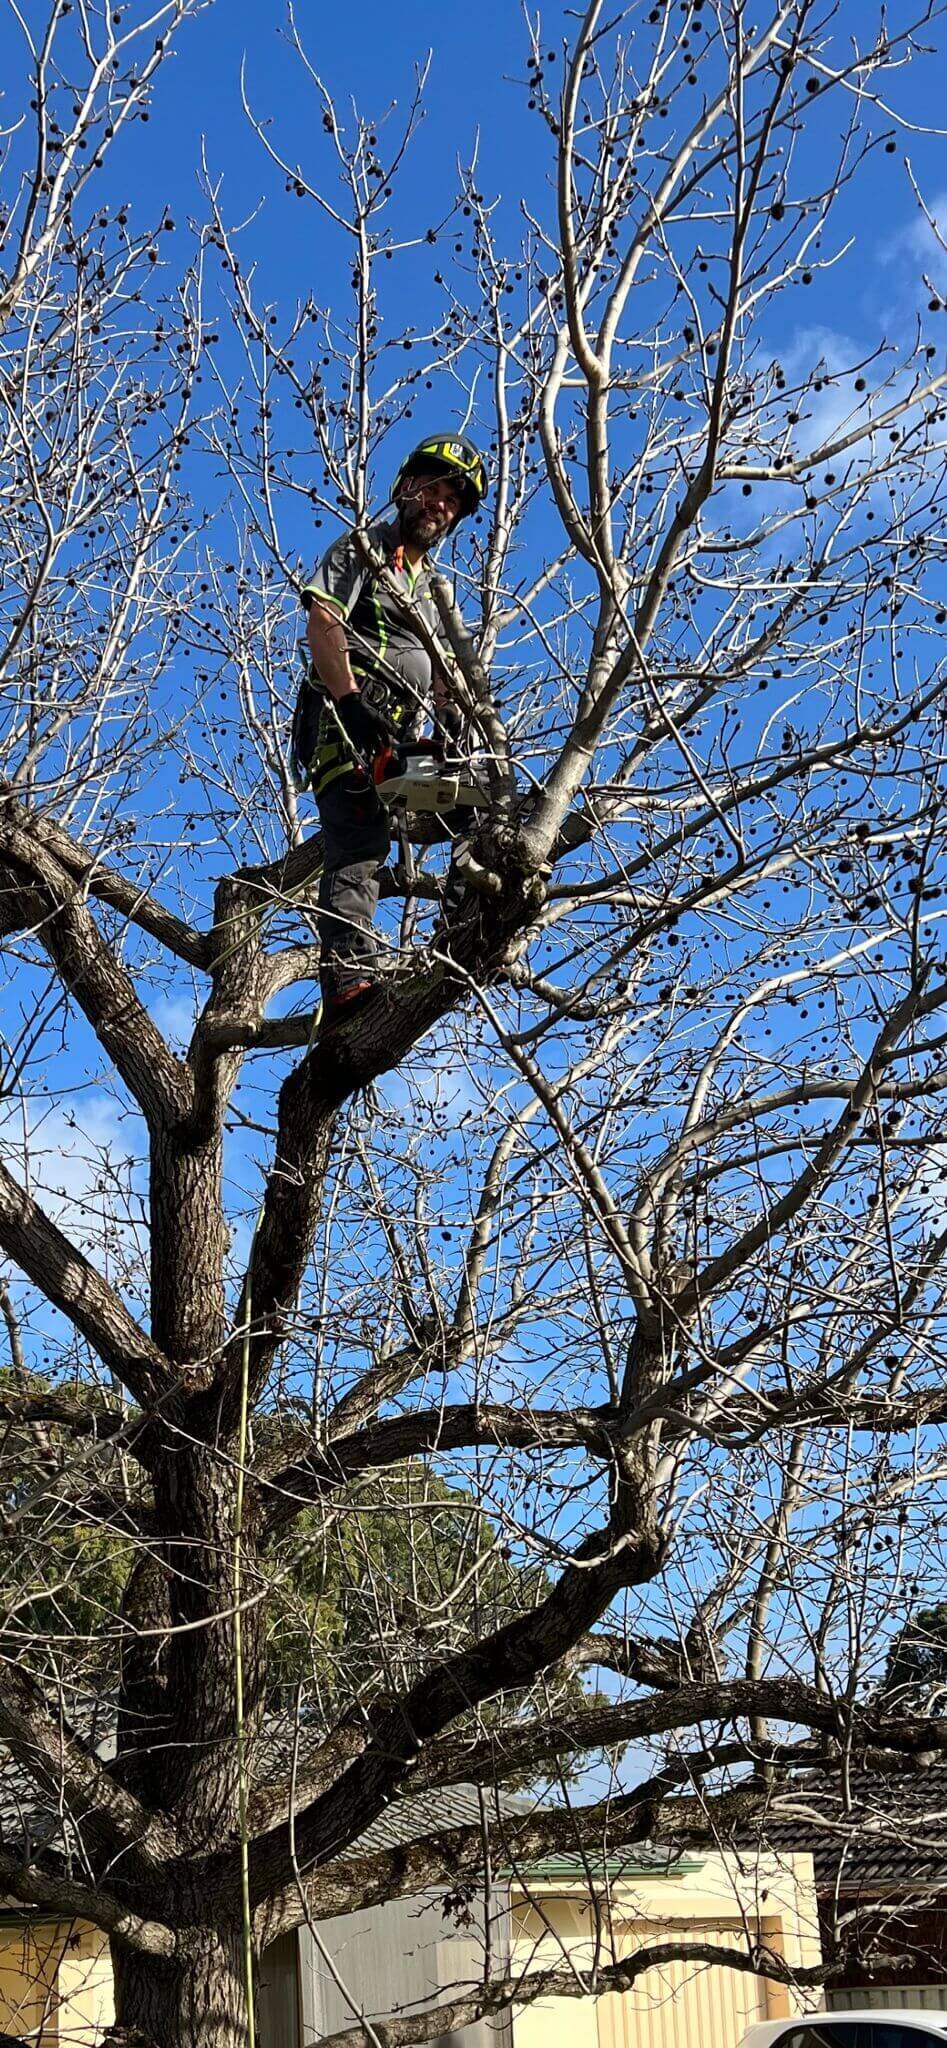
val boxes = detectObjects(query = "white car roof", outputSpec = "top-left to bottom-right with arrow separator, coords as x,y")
741,2018 -> 947,2048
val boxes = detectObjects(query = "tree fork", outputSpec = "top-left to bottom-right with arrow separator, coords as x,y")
209,864 -> 545,1433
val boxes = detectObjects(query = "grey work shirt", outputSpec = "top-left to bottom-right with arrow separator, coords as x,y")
301,518 -> 446,725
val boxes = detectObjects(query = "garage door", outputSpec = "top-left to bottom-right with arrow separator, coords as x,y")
595,1920 -> 769,2048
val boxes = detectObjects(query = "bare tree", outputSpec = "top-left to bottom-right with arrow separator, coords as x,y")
4,1 -> 947,2043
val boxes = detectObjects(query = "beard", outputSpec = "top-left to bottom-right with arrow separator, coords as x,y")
399,497 -> 449,547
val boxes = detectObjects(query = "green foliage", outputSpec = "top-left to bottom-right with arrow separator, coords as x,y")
266,1464 -> 581,1741
1,1377 -> 582,1757
881,1603 -> 947,1715
0,1367 -> 135,1685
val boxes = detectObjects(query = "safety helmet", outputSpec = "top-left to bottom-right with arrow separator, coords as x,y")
391,433 -> 488,526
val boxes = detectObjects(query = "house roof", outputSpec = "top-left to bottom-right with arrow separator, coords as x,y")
751,1764 -> 947,1895
520,1849 -> 701,1881
353,1784 -> 697,1881
355,1782 -> 532,1852
0,1741 -> 696,1904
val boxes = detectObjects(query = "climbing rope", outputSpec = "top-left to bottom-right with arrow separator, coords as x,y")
234,1234 -> 259,2048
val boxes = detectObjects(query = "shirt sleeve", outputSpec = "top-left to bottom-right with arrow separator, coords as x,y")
300,530 -> 368,617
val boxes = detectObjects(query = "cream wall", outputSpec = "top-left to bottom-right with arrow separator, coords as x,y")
0,1851 -> 821,2048
511,1853 -> 822,2048
0,1920 -> 113,2046
56,1930 -> 114,2047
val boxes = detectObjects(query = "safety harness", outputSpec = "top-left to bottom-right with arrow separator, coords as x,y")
294,550 -> 485,812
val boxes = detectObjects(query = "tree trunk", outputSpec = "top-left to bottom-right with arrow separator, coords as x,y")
111,1927 -> 253,2048
149,1127 -> 227,1364
112,973 -> 264,2039
116,1443 -> 264,1838
114,1551 -> 174,1809
113,1129 -> 264,2032
158,1444 -> 264,1837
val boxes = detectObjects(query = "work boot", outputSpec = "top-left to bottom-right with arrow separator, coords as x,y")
319,970 -> 378,1031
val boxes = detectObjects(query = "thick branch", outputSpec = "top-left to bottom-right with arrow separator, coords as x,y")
569,1628 -> 700,1689
0,1390 -> 127,1439
206,867 -> 545,1429
307,1941 -> 828,2048
410,1676 -> 846,1791
0,793 -> 210,969
256,1675 -> 947,1937
246,1492 -> 664,1909
0,817 -> 190,1127
0,1656 -> 175,1869
186,835 -> 327,1140
0,1847 -> 175,1957
258,1780 -> 771,1935
266,1400 -> 614,1516
0,1159 -> 172,1406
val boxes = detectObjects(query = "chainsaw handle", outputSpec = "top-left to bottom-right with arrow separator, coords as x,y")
373,743 -> 401,787
373,737 -> 443,786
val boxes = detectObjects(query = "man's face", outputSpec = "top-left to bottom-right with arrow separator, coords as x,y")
398,470 -> 465,546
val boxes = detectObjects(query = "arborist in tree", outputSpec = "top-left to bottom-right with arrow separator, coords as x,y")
293,433 -> 488,1026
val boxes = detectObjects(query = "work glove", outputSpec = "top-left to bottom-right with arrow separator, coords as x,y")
334,691 -> 397,760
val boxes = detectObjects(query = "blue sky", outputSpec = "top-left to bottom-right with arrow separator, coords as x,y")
5,0 -> 947,1205
94,1 -> 568,266
5,0 -> 944,501
7,0 -> 947,1279
70,2 -> 947,332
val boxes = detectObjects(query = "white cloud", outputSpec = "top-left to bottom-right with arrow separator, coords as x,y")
778,324 -> 874,455
882,191 -> 947,292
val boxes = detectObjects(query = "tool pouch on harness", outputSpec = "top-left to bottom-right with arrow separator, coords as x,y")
292,653 -> 412,798
291,649 -> 483,811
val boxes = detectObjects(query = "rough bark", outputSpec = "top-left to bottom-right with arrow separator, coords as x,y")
4,8 -> 946,2040
149,1128 -> 228,1369
111,1928 -> 252,2048
115,1453 -> 264,1850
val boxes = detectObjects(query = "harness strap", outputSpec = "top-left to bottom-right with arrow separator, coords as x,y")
298,671 -> 413,795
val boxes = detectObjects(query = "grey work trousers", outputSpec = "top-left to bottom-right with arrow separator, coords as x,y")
316,771 -> 393,992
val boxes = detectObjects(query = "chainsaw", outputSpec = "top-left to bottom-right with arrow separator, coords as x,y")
372,738 -> 487,814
